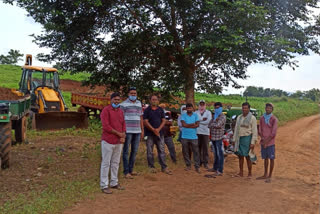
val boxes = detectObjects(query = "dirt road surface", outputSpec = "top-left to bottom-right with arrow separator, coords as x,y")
64,115 -> 320,214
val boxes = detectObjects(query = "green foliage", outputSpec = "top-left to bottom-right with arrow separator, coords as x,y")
0,49 -> 24,65
243,86 -> 289,97
5,0 -> 319,102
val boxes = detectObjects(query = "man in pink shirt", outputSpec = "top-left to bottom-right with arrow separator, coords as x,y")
256,103 -> 278,183
100,92 -> 126,194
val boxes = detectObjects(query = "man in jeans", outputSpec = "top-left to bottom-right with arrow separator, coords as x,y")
196,100 -> 212,169
181,103 -> 201,173
207,102 -> 226,177
100,92 -> 126,194
120,87 -> 144,179
143,95 -> 172,175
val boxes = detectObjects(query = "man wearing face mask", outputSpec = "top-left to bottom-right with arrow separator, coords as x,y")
143,95 -> 172,175
207,102 -> 226,177
120,87 -> 144,179
100,92 -> 126,194
195,100 -> 212,169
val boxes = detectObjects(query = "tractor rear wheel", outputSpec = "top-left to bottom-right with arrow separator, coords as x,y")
15,116 -> 27,143
0,122 -> 12,169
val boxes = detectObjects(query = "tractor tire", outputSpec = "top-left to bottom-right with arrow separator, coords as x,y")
15,116 -> 27,143
0,122 -> 12,169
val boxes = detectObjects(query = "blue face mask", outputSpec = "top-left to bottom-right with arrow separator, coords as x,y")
112,103 -> 120,108
129,96 -> 137,101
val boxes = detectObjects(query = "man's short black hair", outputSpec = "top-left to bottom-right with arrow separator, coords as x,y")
242,102 -> 251,109
149,94 -> 158,100
266,103 -> 274,109
128,86 -> 136,92
214,102 -> 222,107
111,92 -> 120,99
186,103 -> 193,108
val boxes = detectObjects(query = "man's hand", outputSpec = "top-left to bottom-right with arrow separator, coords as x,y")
250,144 -> 255,150
140,131 -> 144,140
153,128 -> 160,137
120,138 -> 126,143
119,132 -> 126,138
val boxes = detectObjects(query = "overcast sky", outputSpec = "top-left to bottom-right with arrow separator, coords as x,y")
0,2 -> 319,95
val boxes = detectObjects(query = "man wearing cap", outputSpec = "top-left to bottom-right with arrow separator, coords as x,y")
120,87 -> 144,179
195,100 -> 212,169
256,103 -> 278,183
100,92 -> 126,194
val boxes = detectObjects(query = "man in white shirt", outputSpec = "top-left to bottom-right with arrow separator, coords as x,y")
196,100 -> 212,169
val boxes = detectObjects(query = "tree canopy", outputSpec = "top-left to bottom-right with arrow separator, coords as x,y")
0,49 -> 23,65
5,0 -> 320,103
243,86 -> 289,97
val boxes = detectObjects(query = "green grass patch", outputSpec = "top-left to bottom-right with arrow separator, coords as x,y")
195,92 -> 319,125
0,178 -> 98,214
0,64 -> 89,89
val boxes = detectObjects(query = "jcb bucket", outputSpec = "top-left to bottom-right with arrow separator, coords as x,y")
32,111 -> 88,130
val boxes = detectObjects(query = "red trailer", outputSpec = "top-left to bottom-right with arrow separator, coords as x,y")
71,92 -> 112,119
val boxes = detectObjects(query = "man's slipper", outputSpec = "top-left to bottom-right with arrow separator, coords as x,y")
124,174 -> 134,179
256,176 -> 267,180
265,178 -> 272,183
204,174 -> 216,178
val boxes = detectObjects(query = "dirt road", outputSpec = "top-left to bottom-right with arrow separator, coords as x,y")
64,115 -> 320,214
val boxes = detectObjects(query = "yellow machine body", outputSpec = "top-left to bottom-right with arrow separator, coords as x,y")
20,54 -> 88,130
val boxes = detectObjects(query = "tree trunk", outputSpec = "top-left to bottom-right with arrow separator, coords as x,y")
184,66 -> 195,106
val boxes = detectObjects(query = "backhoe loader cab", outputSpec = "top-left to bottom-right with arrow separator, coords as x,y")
20,55 -> 88,130
19,66 -> 67,113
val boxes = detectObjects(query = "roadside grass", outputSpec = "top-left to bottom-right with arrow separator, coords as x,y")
195,92 -> 319,125
0,178 -> 99,214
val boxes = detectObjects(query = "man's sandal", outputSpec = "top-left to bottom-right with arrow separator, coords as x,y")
101,188 -> 113,194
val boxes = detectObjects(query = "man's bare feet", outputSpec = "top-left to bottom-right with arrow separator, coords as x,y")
247,173 -> 252,178
256,175 -> 268,180
232,172 -> 243,177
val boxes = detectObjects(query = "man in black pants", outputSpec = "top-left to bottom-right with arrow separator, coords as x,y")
143,95 -> 172,175
162,111 -> 177,163
195,100 -> 212,169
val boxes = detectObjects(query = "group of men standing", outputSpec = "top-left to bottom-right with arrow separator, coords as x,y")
99,88 -> 278,194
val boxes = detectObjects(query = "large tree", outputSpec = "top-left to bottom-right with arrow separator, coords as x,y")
5,0 -> 320,103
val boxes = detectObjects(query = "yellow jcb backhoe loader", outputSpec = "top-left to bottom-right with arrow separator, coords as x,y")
19,55 -> 88,130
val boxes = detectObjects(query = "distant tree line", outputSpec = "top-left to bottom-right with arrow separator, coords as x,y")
244,86 -> 320,102
0,49 -> 23,65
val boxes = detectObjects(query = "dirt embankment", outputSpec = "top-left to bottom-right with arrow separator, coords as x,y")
59,80 -> 107,94
64,115 -> 320,214
0,87 -> 23,100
